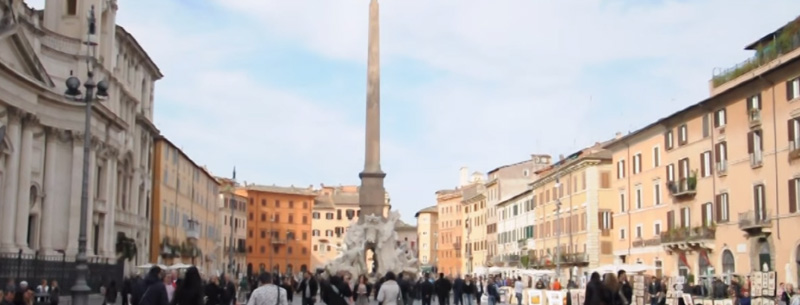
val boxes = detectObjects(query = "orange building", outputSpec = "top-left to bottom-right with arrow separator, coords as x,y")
605,16 -> 800,284
244,185 -> 316,276
436,189 -> 463,276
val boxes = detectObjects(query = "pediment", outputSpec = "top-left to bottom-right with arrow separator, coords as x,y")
0,26 -> 55,88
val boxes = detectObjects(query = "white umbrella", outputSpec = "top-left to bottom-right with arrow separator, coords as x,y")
168,263 -> 193,270
137,263 -> 168,270
488,266 -> 504,274
474,267 -> 488,275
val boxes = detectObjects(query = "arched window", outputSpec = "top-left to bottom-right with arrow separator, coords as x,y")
722,250 -> 735,274
300,264 -> 308,273
698,251 -> 711,276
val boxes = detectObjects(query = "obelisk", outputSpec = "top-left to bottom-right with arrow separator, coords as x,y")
358,0 -> 387,218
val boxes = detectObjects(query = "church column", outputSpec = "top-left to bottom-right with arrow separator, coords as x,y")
103,152 -> 118,258
0,108 -> 22,252
39,127 -> 60,254
15,114 -> 36,251
65,132 -> 84,256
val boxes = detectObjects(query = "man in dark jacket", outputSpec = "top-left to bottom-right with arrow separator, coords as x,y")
419,273 -> 434,305
297,271 -> 318,305
132,266 -> 168,305
453,275 -> 465,305
435,273 -> 452,305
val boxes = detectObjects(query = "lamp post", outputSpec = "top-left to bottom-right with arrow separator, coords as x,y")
66,6 -> 109,305
554,175 -> 562,281
227,168 -> 236,276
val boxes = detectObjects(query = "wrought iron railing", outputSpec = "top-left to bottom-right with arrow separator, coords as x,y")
0,252 -> 122,294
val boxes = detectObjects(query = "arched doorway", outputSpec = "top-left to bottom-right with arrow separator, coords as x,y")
722,250 -> 735,274
300,264 -> 308,273
795,244 -> 800,285
699,252 -> 711,276
758,239 -> 771,271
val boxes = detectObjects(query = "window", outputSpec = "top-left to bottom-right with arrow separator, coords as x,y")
747,94 -> 762,113
635,186 -> 642,209
599,211 -> 613,230
702,114 -> 710,138
700,151 -> 712,177
678,158 -> 690,182
748,130 -> 764,166
715,193 -> 730,222
653,180 -> 662,206
654,222 -> 662,236
678,124 -> 688,146
701,202 -> 714,227
791,178 -> 800,214
261,199 -> 266,207
600,172 -> 611,188
715,142 -> 728,173
653,146 -> 661,167
617,159 -> 626,179
619,228 -> 626,240
714,108 -> 727,128
633,154 -> 642,174
288,201 -> 294,208
635,225 -> 643,239
665,130 -> 674,150
754,184 -> 767,222
680,207 -> 691,228
312,212 -> 320,219
275,200 -> 281,208
66,0 -> 77,15
667,210 -> 675,229
619,192 -> 626,213
787,77 -> 800,101
666,164 -> 675,182
789,118 -> 800,151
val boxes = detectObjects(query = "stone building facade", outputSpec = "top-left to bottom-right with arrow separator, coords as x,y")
0,0 -> 160,274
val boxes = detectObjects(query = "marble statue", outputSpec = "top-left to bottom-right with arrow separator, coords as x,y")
325,211 -> 417,284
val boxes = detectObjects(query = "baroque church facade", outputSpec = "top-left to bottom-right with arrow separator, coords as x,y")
0,0 -> 160,272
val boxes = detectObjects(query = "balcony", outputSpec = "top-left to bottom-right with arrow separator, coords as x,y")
502,254 -> 520,263
711,22 -> 800,88
660,226 -> 715,251
789,141 -> 800,161
115,209 -> 149,228
749,109 -> 762,128
632,237 -> 661,248
668,178 -> 697,200
271,239 -> 286,245
716,162 -> 728,176
565,252 -> 589,265
750,151 -> 764,168
738,210 -> 772,235
186,221 -> 200,241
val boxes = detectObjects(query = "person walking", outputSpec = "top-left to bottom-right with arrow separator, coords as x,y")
171,267 -> 204,305
297,271 -> 318,305
353,275 -> 372,305
246,273 -> 288,305
132,266 -> 169,305
419,274 -> 434,305
435,274 -> 452,305
377,272 -> 402,305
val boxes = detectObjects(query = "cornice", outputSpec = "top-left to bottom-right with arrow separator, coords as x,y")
529,158 -> 606,189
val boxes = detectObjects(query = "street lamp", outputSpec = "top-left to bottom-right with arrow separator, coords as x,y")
66,6 -> 109,305
554,175 -> 562,281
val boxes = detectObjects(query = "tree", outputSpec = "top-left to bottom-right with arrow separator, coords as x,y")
115,232 -> 138,261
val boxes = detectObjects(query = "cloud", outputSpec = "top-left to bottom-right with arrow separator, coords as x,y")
23,0 -> 800,222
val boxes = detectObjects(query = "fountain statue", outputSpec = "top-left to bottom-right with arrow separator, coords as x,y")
324,211 -> 418,284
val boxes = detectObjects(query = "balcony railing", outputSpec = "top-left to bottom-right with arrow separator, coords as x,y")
716,162 -> 728,176
789,140 -> 800,160
565,252 -> 589,264
738,210 -> 771,232
712,25 -> 800,87
660,226 -> 716,244
502,254 -> 520,263
750,151 -> 764,168
749,109 -> 762,127
668,178 -> 697,200
632,237 -> 661,248
271,239 -> 286,244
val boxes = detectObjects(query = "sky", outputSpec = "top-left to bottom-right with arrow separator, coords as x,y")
26,0 -> 800,223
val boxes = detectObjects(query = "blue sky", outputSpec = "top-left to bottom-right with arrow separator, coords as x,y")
27,0 -> 800,223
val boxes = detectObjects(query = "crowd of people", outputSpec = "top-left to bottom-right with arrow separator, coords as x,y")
1,279 -> 61,305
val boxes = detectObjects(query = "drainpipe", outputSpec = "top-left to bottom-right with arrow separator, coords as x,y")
757,74 -> 780,240
626,140 -> 632,258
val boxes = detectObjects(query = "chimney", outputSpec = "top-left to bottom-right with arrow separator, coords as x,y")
615,132 -> 623,139
459,167 -> 469,187
559,154 -> 565,161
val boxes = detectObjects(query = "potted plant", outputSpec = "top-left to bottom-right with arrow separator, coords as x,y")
687,170 -> 698,190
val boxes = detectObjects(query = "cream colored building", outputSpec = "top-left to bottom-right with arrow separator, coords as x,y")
415,206 -> 438,271
0,0 -> 160,275
496,189 -> 534,267
485,155 -> 551,266
528,143 -> 616,281
151,137 -> 223,275
462,181 -> 487,274
218,177 -> 247,278
605,16 -> 800,285
310,184 -> 390,270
